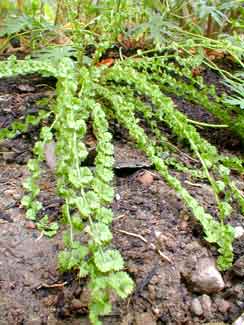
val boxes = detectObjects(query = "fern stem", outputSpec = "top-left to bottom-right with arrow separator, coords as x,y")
65,200 -> 74,243
187,119 -> 229,128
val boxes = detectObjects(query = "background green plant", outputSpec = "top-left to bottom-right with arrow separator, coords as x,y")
1,0 -> 243,54
0,1 -> 244,324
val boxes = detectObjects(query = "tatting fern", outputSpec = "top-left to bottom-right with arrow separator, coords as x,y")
0,52 -> 243,324
223,71 -> 244,110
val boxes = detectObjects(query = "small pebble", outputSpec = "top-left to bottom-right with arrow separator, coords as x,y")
4,189 -> 15,196
179,220 -> 188,231
25,319 -> 42,325
187,257 -> 225,294
234,226 -> 244,239
233,311 -> 244,325
236,300 -> 244,308
135,312 -> 156,325
200,294 -> 212,317
148,284 -> 156,300
233,256 -> 244,277
12,192 -> 22,201
17,84 -> 35,92
137,171 -> 154,186
2,152 -> 16,162
215,298 -> 231,313
70,298 -> 82,311
25,221 -> 36,229
79,287 -> 90,307
44,141 -> 56,170
155,230 -> 177,251
191,298 -> 203,316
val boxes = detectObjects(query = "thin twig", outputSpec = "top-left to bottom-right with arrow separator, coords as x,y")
112,214 -> 127,221
119,47 -> 124,61
36,281 -> 67,290
149,243 -> 172,264
117,229 -> 147,243
187,118 -> 229,128
165,140 -> 199,163
184,180 -> 203,188
36,232 -> 44,241
116,229 -> 172,263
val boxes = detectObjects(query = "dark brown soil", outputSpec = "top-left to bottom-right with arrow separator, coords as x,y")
0,73 -> 244,325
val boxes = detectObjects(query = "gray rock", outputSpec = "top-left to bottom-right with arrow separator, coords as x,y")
186,257 -> 225,294
233,256 -> 244,277
191,298 -> 203,316
200,294 -> 212,318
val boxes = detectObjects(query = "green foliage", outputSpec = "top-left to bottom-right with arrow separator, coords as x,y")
96,82 -> 235,270
0,109 -> 50,140
123,0 -> 244,48
1,47 -> 243,321
127,55 -> 244,141
0,15 -> 37,37
223,71 -> 244,110
0,1 -> 244,323
32,45 -> 76,61
37,215 -> 59,237
0,13 -> 57,53
0,0 -> 56,21
0,55 -> 57,77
